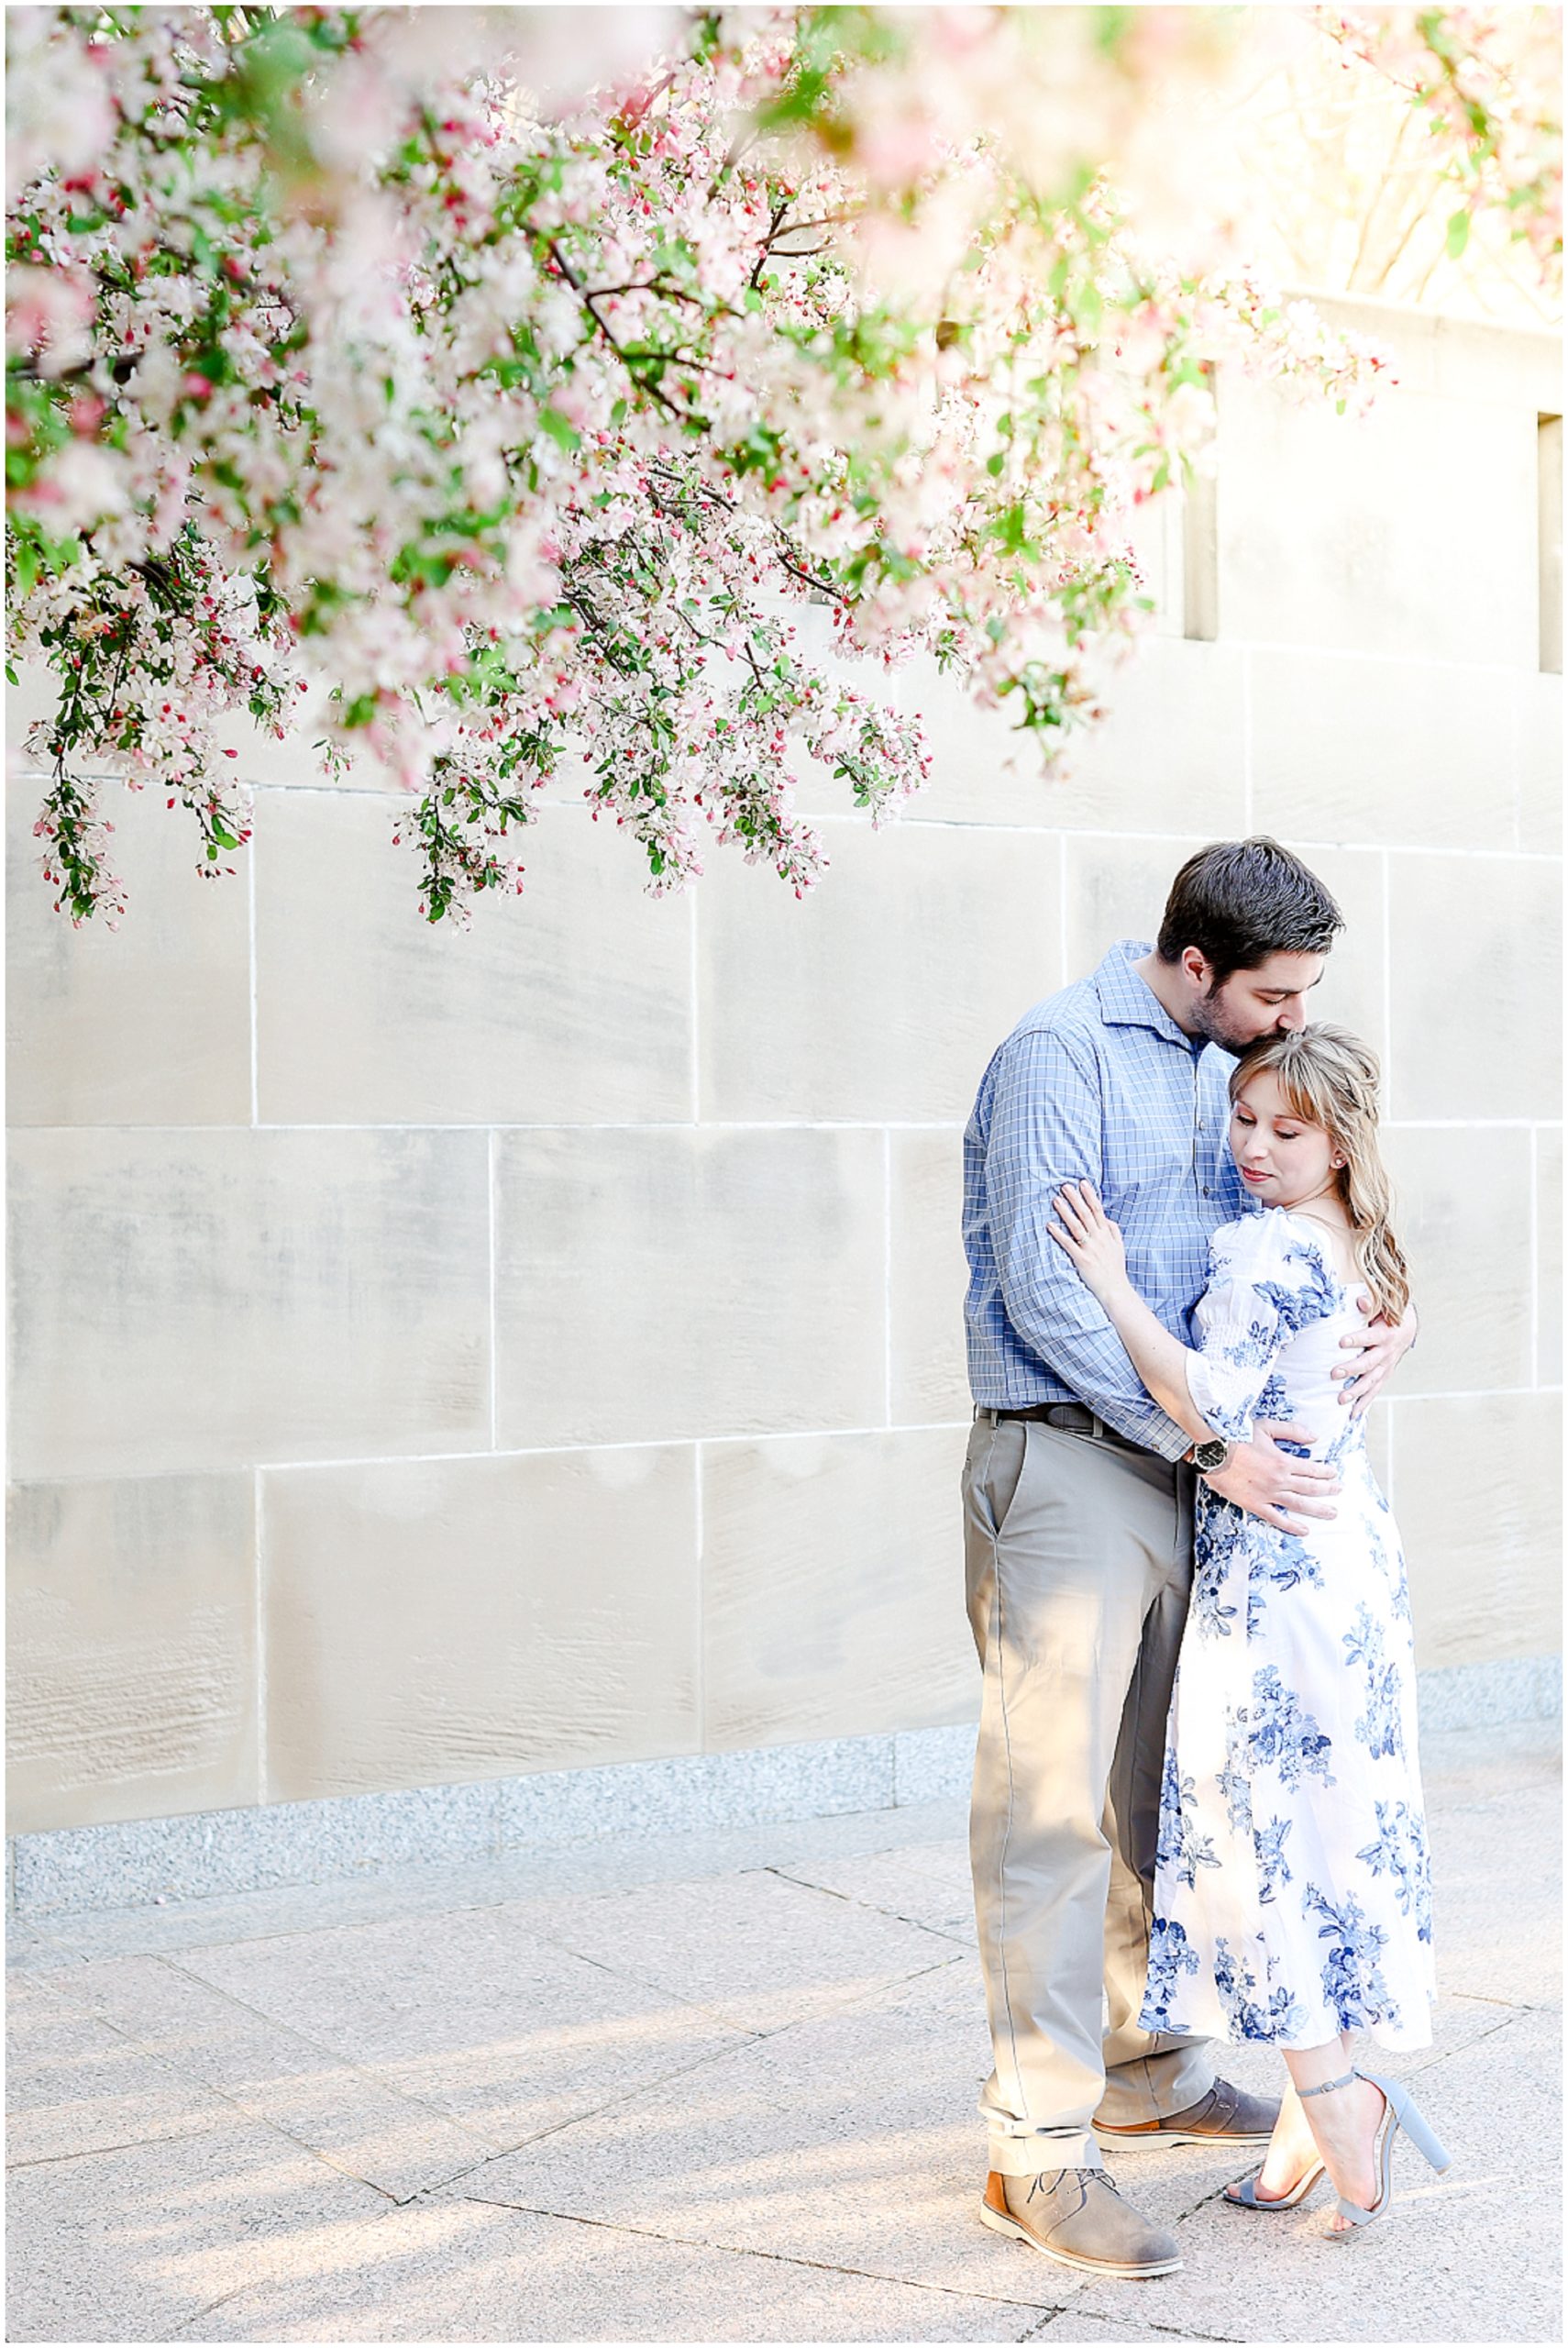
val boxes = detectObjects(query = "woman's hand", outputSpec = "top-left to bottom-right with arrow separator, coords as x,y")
1049,1180 -> 1130,1303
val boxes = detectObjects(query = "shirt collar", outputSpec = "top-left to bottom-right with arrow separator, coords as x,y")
1093,939 -> 1203,1053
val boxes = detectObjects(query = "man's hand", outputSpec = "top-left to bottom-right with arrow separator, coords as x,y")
1202,1422 -> 1341,1536
1331,1299 -> 1419,1420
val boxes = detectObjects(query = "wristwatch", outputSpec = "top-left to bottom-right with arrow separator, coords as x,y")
1187,1434 -> 1231,1474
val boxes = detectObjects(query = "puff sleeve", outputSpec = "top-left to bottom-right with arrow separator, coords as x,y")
1184,1211 -> 1342,1444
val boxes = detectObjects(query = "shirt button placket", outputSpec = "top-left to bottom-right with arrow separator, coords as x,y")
1194,1065 -> 1211,1199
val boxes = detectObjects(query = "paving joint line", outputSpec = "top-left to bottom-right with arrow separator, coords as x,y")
6,2124 -> 224,2174
36,1945 -> 501,2172
481,1918 -> 766,2038
762,1861 -> 976,1949
1025,2305 -> 1247,2344
447,2189 -> 1071,2318
1014,2309 -> 1063,2341
1411,2007 -> 1537,2074
168,2286 -> 272,2341
409,2033 -> 781,2198
11,1967 -> 419,2206
410,1953 -> 973,2200
739,1948 -> 971,2042
511,1911 -> 967,2050
153,1948 -> 514,2141
1088,2319 -> 1247,2345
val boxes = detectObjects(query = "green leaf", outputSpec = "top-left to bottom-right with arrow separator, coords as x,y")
537,405 -> 581,451
5,662 -> 18,688
1446,208 -> 1471,258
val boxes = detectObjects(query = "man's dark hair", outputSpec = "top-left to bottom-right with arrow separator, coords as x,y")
1155,836 -> 1343,984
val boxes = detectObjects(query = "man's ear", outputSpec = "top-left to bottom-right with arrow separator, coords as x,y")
1179,947 -> 1210,991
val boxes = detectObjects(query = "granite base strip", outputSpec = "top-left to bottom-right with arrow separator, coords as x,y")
7,1657 -> 1558,1921
1413,1652 -> 1562,1732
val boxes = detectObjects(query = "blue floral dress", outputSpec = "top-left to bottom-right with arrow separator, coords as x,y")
1141,1207 -> 1436,2052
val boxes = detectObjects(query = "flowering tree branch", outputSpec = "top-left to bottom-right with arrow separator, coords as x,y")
5,5 -> 1557,928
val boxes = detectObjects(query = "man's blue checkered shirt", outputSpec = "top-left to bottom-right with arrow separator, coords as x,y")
963,938 -> 1244,1459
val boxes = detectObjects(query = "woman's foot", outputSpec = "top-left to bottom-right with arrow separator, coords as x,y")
1298,2074 -> 1387,2231
1238,2087 -> 1322,2204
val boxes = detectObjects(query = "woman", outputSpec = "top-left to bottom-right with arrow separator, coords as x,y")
1049,1023 -> 1449,2239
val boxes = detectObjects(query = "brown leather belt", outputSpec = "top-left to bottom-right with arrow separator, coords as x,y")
980,1401 -> 1163,1459
988,1401 -> 1101,1434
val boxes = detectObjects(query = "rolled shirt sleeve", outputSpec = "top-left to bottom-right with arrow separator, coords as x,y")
986,1027 -> 1193,1460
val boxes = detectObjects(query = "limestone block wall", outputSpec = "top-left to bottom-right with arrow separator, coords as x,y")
7,296 -> 1562,1837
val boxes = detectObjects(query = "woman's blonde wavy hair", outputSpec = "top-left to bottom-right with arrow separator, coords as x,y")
1229,1024 -> 1410,1324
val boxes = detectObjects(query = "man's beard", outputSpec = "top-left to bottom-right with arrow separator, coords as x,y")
1189,985 -> 1262,1057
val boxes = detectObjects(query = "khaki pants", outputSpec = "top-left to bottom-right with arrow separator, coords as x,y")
963,1411 -> 1215,2175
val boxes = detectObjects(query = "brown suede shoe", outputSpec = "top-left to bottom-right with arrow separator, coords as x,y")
978,2167 -> 1182,2278
1095,2077 -> 1280,2150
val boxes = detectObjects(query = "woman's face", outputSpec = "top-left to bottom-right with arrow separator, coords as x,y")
1229,1068 -> 1339,1210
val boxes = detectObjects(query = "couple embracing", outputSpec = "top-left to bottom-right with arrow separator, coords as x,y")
960,836 -> 1449,2275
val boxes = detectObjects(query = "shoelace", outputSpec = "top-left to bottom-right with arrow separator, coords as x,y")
1025,2167 -> 1121,2210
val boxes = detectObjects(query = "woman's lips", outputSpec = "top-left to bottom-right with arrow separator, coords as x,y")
1240,1167 -> 1271,1183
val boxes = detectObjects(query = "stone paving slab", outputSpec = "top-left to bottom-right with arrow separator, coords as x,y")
164,1905 -> 752,2154
6,2115 -> 388,2343
8,1971 -> 235,2167
28,1953 -> 493,2199
767,1837 -> 978,1945
1028,2318 -> 1241,2344
6,1921 -> 65,1972
6,1720 -> 1561,2343
1058,2006 -> 1562,2345
179,2196 -> 1055,2343
503,1863 -> 963,2036
446,1955 -> 1066,2309
1422,1795 -> 1562,2010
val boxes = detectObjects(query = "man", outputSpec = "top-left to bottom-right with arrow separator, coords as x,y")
961,836 -> 1417,2279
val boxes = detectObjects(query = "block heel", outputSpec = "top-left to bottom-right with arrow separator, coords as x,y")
1328,2067 -> 1453,2238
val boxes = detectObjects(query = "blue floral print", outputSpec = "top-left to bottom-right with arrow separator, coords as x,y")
1242,1666 -> 1336,1788
1213,1935 -> 1312,2043
1182,1221 -> 1342,1443
1156,1748 -> 1222,1888
1253,1370 -> 1296,1442
1345,1604 -> 1406,1760
1356,1800 -> 1433,1942
1143,1916 -> 1202,2028
1253,1815 -> 1294,1905
1135,1208 -> 1436,2053
1305,1883 -> 1399,2031
1216,1757 -> 1253,1836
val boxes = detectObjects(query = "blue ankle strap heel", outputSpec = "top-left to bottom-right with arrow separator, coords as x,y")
1329,2067 -> 1453,2237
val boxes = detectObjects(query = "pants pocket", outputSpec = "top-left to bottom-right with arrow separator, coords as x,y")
981,1419 -> 1030,1542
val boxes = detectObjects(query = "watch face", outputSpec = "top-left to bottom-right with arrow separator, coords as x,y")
1195,1439 -> 1227,1469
